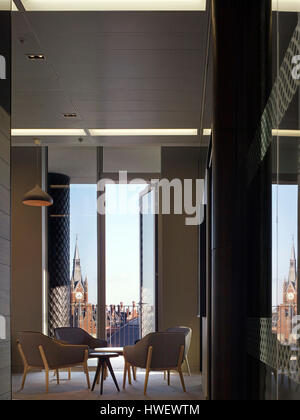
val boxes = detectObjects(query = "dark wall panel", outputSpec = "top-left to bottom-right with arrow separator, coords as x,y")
11,147 -> 44,373
0,6 -> 11,400
160,147 -> 207,372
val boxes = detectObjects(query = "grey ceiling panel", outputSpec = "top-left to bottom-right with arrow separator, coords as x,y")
27,12 -> 206,35
12,11 -> 211,146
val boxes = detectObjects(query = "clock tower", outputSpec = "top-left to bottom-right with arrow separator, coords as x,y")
283,240 -> 297,305
70,237 -> 97,335
277,240 -> 297,343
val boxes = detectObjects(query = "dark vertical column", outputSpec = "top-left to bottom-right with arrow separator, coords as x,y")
48,173 -> 70,337
0,3 -> 11,401
97,147 -> 106,341
211,0 -> 272,399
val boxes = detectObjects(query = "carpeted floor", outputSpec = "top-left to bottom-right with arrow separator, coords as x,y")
12,362 -> 203,401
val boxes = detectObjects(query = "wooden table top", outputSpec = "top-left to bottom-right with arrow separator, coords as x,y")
95,347 -> 124,354
89,352 -> 120,359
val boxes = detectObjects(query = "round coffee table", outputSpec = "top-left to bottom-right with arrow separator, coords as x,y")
90,352 -> 120,395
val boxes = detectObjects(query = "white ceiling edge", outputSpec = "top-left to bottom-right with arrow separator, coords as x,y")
12,0 -> 300,12
272,0 -> 300,11
17,0 -> 206,11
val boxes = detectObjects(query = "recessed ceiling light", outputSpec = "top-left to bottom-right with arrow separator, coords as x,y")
11,129 -> 86,136
63,113 -> 77,118
27,54 -> 45,60
272,0 -> 300,12
20,0 -> 206,11
203,129 -> 212,136
89,129 -> 198,136
272,129 -> 300,137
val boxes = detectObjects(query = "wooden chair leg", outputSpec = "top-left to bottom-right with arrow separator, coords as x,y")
39,345 -> 50,394
20,366 -> 28,391
132,366 -> 137,381
177,345 -> 186,393
144,346 -> 153,395
128,363 -> 132,385
167,370 -> 170,386
178,367 -> 186,393
68,368 -> 71,380
123,361 -> 128,389
17,342 -> 29,391
84,350 -> 90,389
185,355 -> 191,376
144,369 -> 150,395
56,369 -> 60,385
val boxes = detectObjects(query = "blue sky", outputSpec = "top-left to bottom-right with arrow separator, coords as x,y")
70,183 -> 145,305
70,184 -> 98,303
105,184 -> 146,306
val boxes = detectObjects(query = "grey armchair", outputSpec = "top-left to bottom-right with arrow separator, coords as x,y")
124,332 -> 186,395
54,327 -> 107,354
17,331 -> 90,393
165,326 -> 192,375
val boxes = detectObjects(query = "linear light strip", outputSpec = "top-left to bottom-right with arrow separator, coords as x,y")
203,128 -> 300,137
12,128 -> 300,137
272,129 -> 300,137
12,128 -> 198,137
12,129 -> 86,136
202,129 -> 300,137
203,129 -> 212,136
20,0 -> 207,11
89,129 -> 198,136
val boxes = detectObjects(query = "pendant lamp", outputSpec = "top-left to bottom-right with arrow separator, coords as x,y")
22,139 -> 53,207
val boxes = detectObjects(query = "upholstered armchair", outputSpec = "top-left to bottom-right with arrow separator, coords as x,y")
16,331 -> 90,393
165,326 -> 192,375
123,332 -> 186,395
54,327 -> 107,354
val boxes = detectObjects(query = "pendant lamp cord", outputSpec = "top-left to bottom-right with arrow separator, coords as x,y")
34,138 -> 41,185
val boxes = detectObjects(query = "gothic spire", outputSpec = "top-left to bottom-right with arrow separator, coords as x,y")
74,234 -> 80,261
288,238 -> 297,288
71,235 -> 83,285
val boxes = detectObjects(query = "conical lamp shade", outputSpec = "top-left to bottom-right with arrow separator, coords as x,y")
22,184 -> 53,207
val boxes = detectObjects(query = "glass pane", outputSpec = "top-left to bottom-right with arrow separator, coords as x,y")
105,184 -> 145,346
70,185 -> 98,336
140,188 -> 156,337
47,148 -> 98,337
